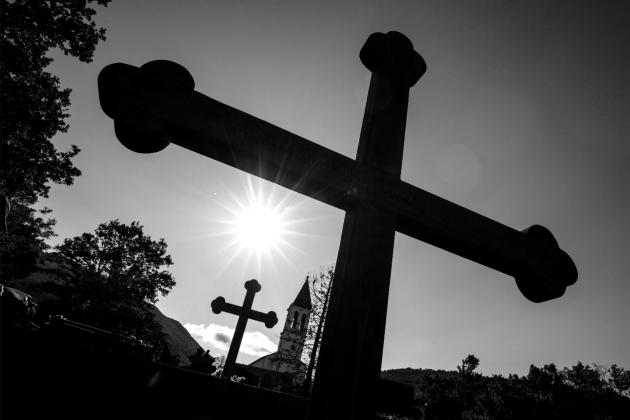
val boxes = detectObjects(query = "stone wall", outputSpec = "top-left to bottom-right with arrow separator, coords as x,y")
3,326 -> 415,419
2,327 -> 308,420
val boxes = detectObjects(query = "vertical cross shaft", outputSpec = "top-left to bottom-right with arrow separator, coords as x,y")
307,32 -> 419,419
215,279 -> 262,379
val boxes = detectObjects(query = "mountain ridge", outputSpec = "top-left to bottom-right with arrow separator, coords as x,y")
151,305 -> 202,365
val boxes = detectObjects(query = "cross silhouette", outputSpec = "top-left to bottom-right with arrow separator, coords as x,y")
98,31 -> 577,419
211,279 -> 278,379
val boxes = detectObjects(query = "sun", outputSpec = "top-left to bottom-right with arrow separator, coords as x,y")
234,202 -> 283,251
200,175 -> 317,276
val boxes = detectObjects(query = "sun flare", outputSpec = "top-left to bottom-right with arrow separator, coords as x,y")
198,175 -> 326,278
234,203 -> 283,251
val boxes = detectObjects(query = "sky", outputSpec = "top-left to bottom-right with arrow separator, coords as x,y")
38,0 -> 630,376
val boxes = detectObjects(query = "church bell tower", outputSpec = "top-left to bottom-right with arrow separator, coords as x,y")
277,279 -> 312,359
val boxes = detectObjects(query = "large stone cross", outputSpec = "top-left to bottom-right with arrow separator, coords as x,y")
210,279 -> 278,379
98,31 -> 577,419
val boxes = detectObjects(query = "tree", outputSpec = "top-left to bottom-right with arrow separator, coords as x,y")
408,356 -> 630,419
302,265 -> 334,395
270,266 -> 334,395
34,220 -> 175,341
595,363 -> 630,398
0,204 -> 56,284
0,0 -> 111,282
1,0 -> 112,204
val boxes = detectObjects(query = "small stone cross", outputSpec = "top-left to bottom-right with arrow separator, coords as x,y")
211,279 -> 278,379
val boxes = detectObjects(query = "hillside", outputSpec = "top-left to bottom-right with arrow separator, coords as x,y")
151,305 -> 203,365
8,268 -> 204,366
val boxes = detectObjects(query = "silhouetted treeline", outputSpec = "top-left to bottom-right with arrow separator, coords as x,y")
1,0 -> 111,284
380,355 -> 630,419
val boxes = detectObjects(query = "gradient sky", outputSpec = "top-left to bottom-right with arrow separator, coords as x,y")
38,0 -> 630,376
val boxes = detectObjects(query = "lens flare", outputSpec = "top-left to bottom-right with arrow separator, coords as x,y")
235,203 -> 283,251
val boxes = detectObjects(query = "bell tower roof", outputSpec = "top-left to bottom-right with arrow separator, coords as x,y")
291,280 -> 312,310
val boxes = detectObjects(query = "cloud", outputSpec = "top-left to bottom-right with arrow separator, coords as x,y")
184,323 -> 277,357
215,332 -> 231,344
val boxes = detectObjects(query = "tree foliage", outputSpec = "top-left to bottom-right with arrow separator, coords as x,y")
1,0 -> 111,205
271,266 -> 334,394
299,268 -> 334,359
302,266 -> 333,391
34,220 -> 175,341
0,0 -> 111,284
0,203 -> 56,284
381,356 -> 630,419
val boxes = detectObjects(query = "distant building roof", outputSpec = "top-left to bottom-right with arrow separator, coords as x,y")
291,280 -> 312,310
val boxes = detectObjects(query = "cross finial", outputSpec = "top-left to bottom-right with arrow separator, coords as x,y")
211,279 -> 277,378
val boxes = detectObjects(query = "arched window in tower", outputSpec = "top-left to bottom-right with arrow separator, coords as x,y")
300,313 -> 307,331
291,311 -> 299,329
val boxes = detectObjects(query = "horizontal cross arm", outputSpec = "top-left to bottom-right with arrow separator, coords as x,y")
218,301 -> 246,317
249,310 -> 279,328
394,181 -> 578,301
99,62 -> 577,302
99,63 -> 360,211
210,297 -> 278,327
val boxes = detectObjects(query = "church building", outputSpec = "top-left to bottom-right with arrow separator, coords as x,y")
241,279 -> 312,392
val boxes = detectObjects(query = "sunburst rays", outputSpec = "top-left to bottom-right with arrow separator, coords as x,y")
178,171 -> 332,288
